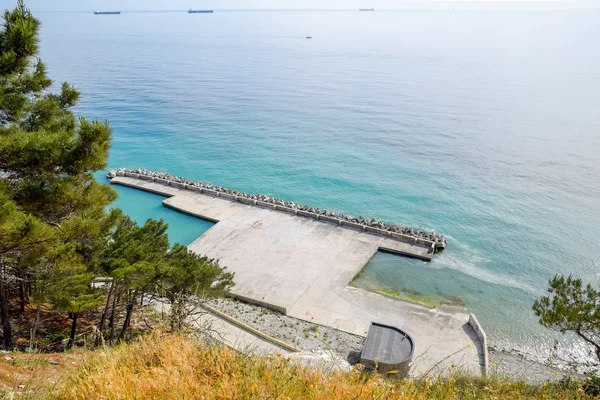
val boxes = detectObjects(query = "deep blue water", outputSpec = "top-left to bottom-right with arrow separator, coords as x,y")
35,9 -> 600,361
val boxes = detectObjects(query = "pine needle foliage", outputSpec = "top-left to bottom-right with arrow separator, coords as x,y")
533,275 -> 600,363
0,0 -> 116,350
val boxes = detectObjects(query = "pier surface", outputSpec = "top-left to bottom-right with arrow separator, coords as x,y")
111,176 -> 482,376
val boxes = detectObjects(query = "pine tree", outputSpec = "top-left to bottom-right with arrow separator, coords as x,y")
0,1 -> 116,349
533,275 -> 600,363
158,245 -> 234,331
100,216 -> 169,341
0,2 -> 236,349
47,260 -> 103,349
0,185 -> 52,348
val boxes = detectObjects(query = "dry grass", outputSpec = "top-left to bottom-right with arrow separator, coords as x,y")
2,332 -> 590,399
0,351 -> 83,398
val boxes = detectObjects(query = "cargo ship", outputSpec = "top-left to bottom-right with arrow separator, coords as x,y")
94,11 -> 121,15
188,9 -> 214,13
359,8 -> 375,11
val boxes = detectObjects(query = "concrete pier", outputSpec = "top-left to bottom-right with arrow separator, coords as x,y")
110,176 -> 483,376
108,168 -> 446,252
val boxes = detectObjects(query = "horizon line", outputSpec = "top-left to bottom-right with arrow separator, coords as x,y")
31,5 -> 600,13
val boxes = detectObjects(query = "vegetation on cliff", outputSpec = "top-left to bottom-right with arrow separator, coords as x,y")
0,0 -> 232,352
0,332 -> 595,399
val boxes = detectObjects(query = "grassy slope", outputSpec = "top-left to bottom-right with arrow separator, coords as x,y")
0,332 -> 589,399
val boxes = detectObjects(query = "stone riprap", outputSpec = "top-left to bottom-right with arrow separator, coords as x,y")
106,168 -> 447,253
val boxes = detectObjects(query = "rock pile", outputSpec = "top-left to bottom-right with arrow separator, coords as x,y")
107,168 -> 446,252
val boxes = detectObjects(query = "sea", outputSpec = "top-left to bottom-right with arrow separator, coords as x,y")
34,6 -> 600,365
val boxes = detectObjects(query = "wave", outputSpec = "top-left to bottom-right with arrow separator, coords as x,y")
432,238 -> 537,295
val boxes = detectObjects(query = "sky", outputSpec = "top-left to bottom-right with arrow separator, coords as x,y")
1,0 -> 597,11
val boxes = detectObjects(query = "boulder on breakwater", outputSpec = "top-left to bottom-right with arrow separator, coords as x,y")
107,168 -> 447,252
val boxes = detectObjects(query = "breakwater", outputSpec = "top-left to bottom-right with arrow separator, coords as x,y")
107,168 -> 447,252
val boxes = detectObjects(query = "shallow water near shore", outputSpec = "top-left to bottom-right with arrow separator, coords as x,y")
109,184 -> 214,246
38,8 -> 600,364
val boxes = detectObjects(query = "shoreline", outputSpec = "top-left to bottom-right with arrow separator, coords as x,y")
208,296 -> 578,384
488,349 -> 584,384
108,173 -> 592,380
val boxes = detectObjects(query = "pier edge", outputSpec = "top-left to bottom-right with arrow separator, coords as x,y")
107,168 -> 447,253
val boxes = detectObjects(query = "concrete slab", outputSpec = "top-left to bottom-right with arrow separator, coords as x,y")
111,176 -> 482,376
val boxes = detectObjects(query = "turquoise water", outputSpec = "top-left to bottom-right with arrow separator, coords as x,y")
36,9 -> 600,361
109,185 -> 214,246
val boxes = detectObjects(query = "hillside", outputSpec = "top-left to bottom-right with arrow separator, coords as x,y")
0,332 -> 591,399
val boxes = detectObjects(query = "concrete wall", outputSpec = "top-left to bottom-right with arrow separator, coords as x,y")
319,215 -> 341,225
256,201 -> 276,210
468,313 -> 488,376
390,232 -> 413,242
416,238 -> 434,247
365,226 -> 390,236
275,205 -> 297,215
231,294 -> 287,315
297,210 -> 318,219
237,197 -> 255,206
341,220 -> 367,231
169,181 -> 185,189
389,232 -> 435,248
201,303 -> 300,353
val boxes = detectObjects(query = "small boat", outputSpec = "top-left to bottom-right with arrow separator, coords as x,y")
359,8 -> 375,11
306,29 -> 312,39
94,11 -> 121,15
188,9 -> 214,13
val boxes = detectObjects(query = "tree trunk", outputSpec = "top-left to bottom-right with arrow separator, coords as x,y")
99,280 -> 115,332
29,305 -> 41,352
170,297 -> 186,332
66,313 -> 78,350
0,278 -> 13,350
576,330 -> 600,363
119,303 -> 134,342
108,293 -> 119,345
96,280 -> 115,347
18,283 -> 25,314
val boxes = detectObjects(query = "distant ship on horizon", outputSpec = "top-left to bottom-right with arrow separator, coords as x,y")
94,11 -> 121,15
359,8 -> 375,11
188,9 -> 214,13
